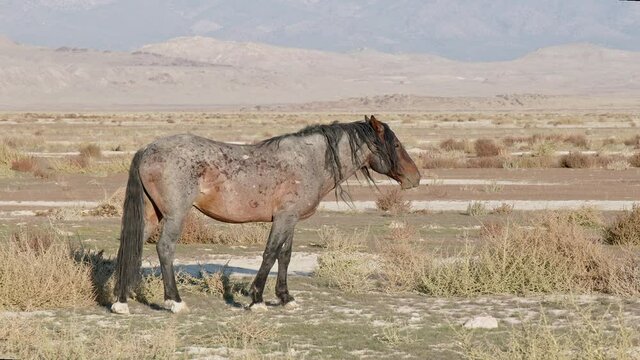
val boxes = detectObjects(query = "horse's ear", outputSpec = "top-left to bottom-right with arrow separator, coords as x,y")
368,115 -> 384,135
364,115 -> 370,121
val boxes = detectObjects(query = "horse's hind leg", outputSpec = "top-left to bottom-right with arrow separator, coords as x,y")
249,212 -> 298,310
156,207 -> 190,313
143,192 -> 162,241
276,233 -> 296,307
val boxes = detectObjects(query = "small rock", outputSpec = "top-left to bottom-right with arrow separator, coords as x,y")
463,316 -> 498,329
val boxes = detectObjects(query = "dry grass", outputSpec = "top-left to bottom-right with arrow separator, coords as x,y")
419,214 -> 640,297
10,157 -> 39,172
492,203 -> 514,215
0,226 -> 95,311
502,154 -> 557,169
440,138 -> 472,152
457,303 -> 638,360
375,188 -> 411,214
560,152 -> 595,168
0,143 -> 24,167
147,211 -> 270,245
215,314 -> 277,349
630,153 -> 640,167
467,156 -> 505,168
418,149 -> 465,169
0,318 -> 177,360
148,211 -> 217,244
606,159 -> 631,171
314,226 -> 375,293
49,155 -> 130,174
562,205 -> 603,228
466,201 -> 488,216
623,135 -> 640,147
79,143 -> 102,158
474,139 -> 502,157
378,225 -> 426,292
134,268 -> 229,305
563,133 -> 589,148
217,222 -> 270,246
604,204 -> 640,246
88,187 -> 126,217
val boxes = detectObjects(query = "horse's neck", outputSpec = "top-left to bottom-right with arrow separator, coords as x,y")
319,134 -> 371,195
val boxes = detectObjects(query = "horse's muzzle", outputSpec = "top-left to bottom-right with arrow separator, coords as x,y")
399,172 -> 420,189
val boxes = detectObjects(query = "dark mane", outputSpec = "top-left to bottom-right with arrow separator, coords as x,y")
260,120 -> 399,202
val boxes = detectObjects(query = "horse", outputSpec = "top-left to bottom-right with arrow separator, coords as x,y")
111,115 -> 421,314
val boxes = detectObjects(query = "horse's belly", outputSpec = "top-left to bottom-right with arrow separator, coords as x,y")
193,191 -> 273,223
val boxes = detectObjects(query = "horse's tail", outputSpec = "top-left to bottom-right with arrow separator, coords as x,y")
114,149 -> 146,303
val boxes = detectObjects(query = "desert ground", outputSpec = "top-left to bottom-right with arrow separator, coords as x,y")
1,109 -> 640,359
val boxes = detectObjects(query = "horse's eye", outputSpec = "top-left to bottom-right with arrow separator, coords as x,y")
394,143 -> 400,148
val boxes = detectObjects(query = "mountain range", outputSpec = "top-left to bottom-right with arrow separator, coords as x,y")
0,35 -> 639,110
1,0 -> 639,61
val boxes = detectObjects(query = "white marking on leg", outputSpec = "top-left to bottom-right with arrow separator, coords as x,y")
249,302 -> 268,312
284,300 -> 299,309
111,302 -> 130,315
164,299 -> 189,314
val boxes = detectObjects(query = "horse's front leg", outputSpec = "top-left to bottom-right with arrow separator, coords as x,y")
249,212 -> 298,309
276,233 -> 296,307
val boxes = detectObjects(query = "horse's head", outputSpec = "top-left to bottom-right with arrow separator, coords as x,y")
365,115 -> 421,189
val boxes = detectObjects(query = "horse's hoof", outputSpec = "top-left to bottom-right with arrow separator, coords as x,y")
283,300 -> 299,309
111,302 -> 130,315
248,302 -> 268,312
164,300 -> 189,314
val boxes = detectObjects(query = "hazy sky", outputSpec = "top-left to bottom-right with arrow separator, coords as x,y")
1,0 -> 639,61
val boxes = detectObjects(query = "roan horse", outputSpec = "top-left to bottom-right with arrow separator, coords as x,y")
111,115 -> 420,314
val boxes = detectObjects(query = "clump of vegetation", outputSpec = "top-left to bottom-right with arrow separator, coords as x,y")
467,156 -> 504,168
466,201 -> 488,216
604,204 -> 640,246
147,211 -> 214,244
79,143 -> 102,158
492,202 -> 513,215
10,157 -> 39,173
0,143 -> 24,167
88,188 -> 126,217
50,155 -> 130,175
606,159 -> 631,171
217,222 -> 270,245
560,152 -> 595,168
623,134 -> 640,147
314,226 -> 375,293
419,214 -> 640,297
562,205 -> 603,228
532,140 -> 557,157
0,318 -> 177,359
215,313 -> 277,349
378,226 -> 426,292
418,149 -> 465,169
375,188 -> 411,214
147,211 -> 269,245
563,133 -> 589,148
483,180 -> 503,193
439,138 -> 471,152
135,268 -> 230,306
0,226 -> 94,310
630,152 -> 640,167
474,139 -> 502,157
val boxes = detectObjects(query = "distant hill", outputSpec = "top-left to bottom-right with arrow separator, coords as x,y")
0,36 -> 639,110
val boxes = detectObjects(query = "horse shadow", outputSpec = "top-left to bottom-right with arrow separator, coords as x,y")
73,248 -> 279,310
